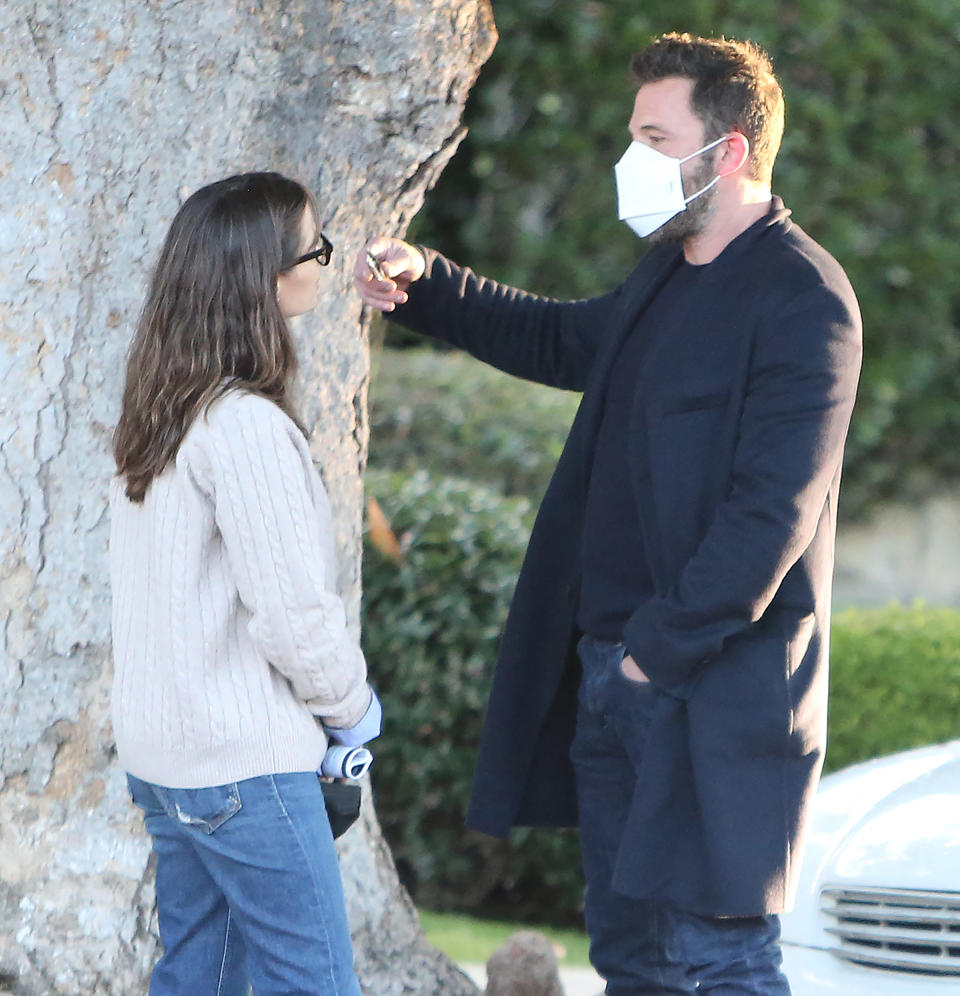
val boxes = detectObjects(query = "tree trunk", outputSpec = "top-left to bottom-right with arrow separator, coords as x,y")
0,2 -> 495,993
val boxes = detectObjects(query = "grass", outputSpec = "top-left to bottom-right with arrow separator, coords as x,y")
418,909 -> 592,967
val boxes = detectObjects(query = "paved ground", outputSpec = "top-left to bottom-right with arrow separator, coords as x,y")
460,961 -> 605,995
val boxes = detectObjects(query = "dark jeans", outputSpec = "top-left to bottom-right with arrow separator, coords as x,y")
570,634 -> 792,996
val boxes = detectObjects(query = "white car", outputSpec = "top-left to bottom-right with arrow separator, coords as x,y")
781,739 -> 960,993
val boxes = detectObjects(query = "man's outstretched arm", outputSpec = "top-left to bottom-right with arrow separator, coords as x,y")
354,238 -> 623,392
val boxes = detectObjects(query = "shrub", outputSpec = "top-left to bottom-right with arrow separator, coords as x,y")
368,346 -> 580,507
361,468 -> 585,922
826,604 -> 960,772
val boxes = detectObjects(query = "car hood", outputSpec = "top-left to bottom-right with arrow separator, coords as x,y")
782,740 -> 960,947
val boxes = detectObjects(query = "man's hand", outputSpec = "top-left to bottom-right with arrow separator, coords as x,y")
621,653 -> 651,684
353,238 -> 426,312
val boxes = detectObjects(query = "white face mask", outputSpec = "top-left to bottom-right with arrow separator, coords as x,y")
614,135 -> 728,238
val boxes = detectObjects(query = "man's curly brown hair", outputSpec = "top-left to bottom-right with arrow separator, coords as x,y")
631,33 -> 785,186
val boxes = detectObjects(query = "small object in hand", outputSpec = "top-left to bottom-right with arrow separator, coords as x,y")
321,744 -> 373,780
365,249 -> 387,281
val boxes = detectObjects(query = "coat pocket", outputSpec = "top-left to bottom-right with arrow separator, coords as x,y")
660,388 -> 730,416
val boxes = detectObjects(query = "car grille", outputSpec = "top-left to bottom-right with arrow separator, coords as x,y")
821,886 -> 960,975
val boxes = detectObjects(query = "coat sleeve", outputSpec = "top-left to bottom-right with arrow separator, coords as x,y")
623,284 -> 862,698
386,248 -> 624,392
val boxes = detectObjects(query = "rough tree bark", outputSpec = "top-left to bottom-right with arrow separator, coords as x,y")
0,2 -> 495,993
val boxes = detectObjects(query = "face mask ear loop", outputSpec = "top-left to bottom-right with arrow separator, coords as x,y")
682,173 -> 721,206
678,134 -> 731,206
678,133 -> 730,165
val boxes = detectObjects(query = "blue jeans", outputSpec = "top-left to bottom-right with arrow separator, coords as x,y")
570,635 -> 791,995
128,772 -> 361,996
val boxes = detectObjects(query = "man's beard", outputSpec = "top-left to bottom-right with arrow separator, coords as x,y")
646,158 -> 717,245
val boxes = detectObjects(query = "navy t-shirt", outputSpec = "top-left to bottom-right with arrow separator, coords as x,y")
577,260 -> 705,640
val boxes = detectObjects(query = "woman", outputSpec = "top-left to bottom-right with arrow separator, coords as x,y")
111,172 -> 378,995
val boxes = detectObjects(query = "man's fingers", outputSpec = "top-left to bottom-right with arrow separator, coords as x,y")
354,237 -> 421,311
352,269 -> 407,311
365,237 -> 426,284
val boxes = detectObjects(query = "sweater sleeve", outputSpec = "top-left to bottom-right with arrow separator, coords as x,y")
181,394 -> 371,730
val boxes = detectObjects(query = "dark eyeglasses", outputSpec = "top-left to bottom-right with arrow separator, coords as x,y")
281,233 -> 333,270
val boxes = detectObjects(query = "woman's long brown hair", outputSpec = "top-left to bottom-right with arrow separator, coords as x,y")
114,172 -> 317,502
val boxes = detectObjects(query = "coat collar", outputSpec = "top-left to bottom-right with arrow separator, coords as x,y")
705,195 -> 792,269
618,196 -> 791,325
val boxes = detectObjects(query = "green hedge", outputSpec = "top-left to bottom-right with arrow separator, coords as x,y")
369,346 -> 579,509
826,604 -> 960,772
362,465 -> 960,924
361,468 -> 578,920
408,0 -> 960,517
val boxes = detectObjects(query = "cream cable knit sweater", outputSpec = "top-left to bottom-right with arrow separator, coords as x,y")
110,390 -> 370,788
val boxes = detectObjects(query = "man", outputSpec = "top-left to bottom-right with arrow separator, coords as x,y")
355,33 -> 861,995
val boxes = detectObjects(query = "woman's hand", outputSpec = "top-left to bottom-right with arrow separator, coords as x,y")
353,238 -> 426,312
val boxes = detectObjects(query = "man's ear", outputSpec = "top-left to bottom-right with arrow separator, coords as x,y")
717,132 -> 750,177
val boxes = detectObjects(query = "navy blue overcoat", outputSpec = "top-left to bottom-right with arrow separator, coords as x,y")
388,200 -> 862,916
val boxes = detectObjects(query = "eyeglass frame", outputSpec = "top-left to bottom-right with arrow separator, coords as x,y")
280,232 -> 333,271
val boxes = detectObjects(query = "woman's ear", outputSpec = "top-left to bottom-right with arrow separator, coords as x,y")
717,132 -> 750,177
